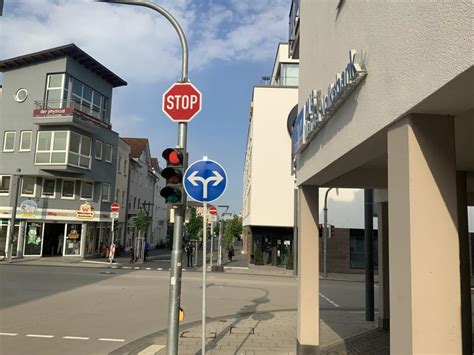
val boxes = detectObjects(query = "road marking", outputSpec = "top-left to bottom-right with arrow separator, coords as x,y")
146,267 -> 151,270
134,267 -> 140,270
138,344 -> 166,355
81,260 -> 110,265
111,266 -> 118,269
157,268 -> 163,271
63,336 -> 90,340
319,292 -> 340,308
0,332 -> 18,336
98,338 -> 125,342
26,334 -> 54,338
123,266 -> 132,269
182,268 -> 186,271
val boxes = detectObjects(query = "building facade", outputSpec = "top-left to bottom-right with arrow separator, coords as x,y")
242,43 -> 298,267
114,138 -> 131,247
0,44 -> 126,258
289,1 -> 473,354
150,158 -> 168,247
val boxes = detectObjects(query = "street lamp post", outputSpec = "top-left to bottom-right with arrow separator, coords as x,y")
96,2 -> 189,354
323,187 -> 338,278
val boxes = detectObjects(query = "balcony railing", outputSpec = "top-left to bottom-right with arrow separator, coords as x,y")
288,0 -> 300,58
259,75 -> 299,86
33,99 -> 111,129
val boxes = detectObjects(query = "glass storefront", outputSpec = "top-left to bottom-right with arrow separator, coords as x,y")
0,219 -> 19,257
24,222 -> 43,256
64,223 -> 82,256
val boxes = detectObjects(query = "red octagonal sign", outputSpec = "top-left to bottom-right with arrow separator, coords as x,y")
162,82 -> 202,122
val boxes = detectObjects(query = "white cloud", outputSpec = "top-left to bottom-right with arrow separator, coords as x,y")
1,0 -> 290,84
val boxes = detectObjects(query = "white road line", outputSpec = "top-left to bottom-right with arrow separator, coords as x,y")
182,269 -> 186,271
123,266 -> 132,269
0,332 -> 18,336
63,336 -> 90,340
26,334 -> 54,338
111,266 -> 118,269
80,260 -> 110,265
98,338 -> 125,342
134,267 -> 140,270
319,292 -> 340,308
157,268 -> 163,271
146,267 -> 151,270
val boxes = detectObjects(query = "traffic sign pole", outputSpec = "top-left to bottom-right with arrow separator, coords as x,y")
202,202 -> 207,355
210,220 -> 214,268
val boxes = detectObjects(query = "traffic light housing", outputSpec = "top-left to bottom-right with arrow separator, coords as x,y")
160,148 -> 185,204
330,225 -> 335,237
318,224 -> 323,238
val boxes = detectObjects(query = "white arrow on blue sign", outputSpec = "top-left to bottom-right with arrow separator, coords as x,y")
184,159 -> 227,203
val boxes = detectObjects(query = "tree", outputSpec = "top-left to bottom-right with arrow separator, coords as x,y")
185,208 -> 203,240
133,209 -> 152,236
224,215 -> 242,248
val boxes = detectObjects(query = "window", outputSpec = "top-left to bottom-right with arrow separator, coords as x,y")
122,191 -> 125,205
69,132 -> 91,169
0,176 -> 11,195
116,189 -> 120,202
46,73 -> 66,108
42,179 -> 56,198
279,63 -> 299,86
133,197 -> 136,209
35,131 -> 68,164
19,131 -> 32,151
80,181 -> 94,200
95,140 -> 103,160
123,160 -> 127,175
3,131 -> 16,152
117,156 -> 122,173
101,183 -> 111,202
69,76 -> 109,121
21,176 -> 36,197
61,180 -> 75,199
105,144 -> 112,163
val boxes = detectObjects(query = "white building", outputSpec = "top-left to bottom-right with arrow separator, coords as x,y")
114,138 -> 130,247
242,43 -> 298,266
289,0 -> 473,353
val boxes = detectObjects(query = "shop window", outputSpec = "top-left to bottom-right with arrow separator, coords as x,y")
19,131 -> 32,151
61,180 -> 75,199
101,183 -> 111,202
0,176 -> 11,195
95,140 -> 103,160
105,144 -> 113,163
3,131 -> 16,152
80,181 -> 94,200
0,219 -> 19,256
42,178 -> 56,198
64,224 -> 82,256
35,131 -> 68,165
25,222 -> 43,256
21,176 -> 36,197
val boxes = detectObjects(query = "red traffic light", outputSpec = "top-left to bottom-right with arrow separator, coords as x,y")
162,148 -> 183,166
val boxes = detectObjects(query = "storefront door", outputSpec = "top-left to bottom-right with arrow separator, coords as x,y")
24,222 -> 44,256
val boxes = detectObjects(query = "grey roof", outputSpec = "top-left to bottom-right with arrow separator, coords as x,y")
0,43 -> 127,88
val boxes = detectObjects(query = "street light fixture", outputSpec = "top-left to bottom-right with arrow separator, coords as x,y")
95,2 -> 189,354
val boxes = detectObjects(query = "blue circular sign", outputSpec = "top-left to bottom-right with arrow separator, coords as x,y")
184,159 -> 227,203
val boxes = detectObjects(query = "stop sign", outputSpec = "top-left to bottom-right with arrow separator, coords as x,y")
162,82 -> 202,122
209,206 -> 217,215
111,203 -> 120,212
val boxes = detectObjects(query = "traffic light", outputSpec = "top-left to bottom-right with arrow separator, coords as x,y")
318,224 -> 323,238
330,225 -> 335,237
160,148 -> 185,204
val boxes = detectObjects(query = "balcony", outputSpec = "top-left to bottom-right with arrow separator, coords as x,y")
288,0 -> 300,59
33,99 -> 111,132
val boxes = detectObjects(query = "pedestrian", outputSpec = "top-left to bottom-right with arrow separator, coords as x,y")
130,246 -> 135,263
185,241 -> 194,267
144,240 -> 150,261
57,233 -> 63,256
228,244 -> 234,262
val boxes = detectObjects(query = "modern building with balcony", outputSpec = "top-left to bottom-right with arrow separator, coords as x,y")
242,43 -> 298,267
290,1 -> 473,354
0,44 -> 127,258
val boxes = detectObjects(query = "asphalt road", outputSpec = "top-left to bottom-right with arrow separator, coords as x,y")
0,264 -> 374,355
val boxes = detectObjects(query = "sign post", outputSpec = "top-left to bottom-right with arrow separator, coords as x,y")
110,203 -> 120,263
183,157 -> 227,355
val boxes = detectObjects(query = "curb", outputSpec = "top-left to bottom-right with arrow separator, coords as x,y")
109,308 -> 298,355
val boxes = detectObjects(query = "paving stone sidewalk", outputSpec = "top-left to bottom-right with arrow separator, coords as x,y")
111,309 -> 381,355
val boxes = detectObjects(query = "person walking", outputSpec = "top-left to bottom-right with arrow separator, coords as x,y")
144,240 -> 150,261
228,244 -> 234,262
130,246 -> 135,263
185,241 -> 194,267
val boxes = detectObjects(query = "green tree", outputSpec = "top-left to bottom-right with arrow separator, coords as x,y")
224,216 -> 242,248
185,208 -> 203,240
133,209 -> 151,236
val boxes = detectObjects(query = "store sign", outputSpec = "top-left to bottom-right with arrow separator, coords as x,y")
298,50 -> 368,152
75,202 -> 95,220
18,200 -> 37,218
67,229 -> 80,239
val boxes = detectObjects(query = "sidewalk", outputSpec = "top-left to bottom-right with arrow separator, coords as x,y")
111,309 -> 383,355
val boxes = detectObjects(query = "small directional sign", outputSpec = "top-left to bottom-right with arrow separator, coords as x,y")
184,159 -> 227,203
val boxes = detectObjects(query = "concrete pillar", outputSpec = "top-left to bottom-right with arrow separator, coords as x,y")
80,223 -> 87,258
456,172 -> 472,354
296,185 -> 319,354
376,201 -> 389,330
387,115 -> 462,354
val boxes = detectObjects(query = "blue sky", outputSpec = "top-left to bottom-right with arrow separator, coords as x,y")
0,0 -> 290,214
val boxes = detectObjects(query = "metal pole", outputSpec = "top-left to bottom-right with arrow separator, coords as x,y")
217,219 -> 223,268
95,3 -> 189,353
323,188 -> 333,278
6,173 -> 20,263
110,217 -> 115,263
364,189 -> 374,321
210,220 -> 214,268
202,202 -> 208,355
